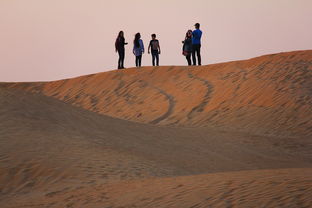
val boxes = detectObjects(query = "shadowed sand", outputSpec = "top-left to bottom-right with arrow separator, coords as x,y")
1,50 -> 312,207
6,169 -> 312,208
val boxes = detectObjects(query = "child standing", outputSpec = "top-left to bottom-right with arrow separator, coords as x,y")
148,34 -> 161,66
133,33 -> 144,67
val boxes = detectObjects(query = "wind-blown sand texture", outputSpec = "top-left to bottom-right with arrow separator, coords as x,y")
1,50 -> 312,207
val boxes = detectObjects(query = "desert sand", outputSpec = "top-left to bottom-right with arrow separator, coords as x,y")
0,50 -> 312,207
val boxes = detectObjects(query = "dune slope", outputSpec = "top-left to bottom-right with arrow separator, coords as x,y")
4,50 -> 312,137
1,50 -> 312,207
1,86 -> 312,208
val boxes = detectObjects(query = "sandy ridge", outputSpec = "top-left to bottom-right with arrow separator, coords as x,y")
3,50 -> 311,137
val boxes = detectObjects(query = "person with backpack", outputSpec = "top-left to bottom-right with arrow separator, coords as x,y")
182,30 -> 193,66
133,33 -> 144,67
115,31 -> 128,69
148,34 -> 161,66
192,23 -> 202,65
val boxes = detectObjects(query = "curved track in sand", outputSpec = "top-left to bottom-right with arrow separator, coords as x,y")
149,85 -> 175,125
187,68 -> 215,120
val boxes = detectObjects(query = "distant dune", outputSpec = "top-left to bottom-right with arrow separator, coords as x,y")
1,50 -> 311,207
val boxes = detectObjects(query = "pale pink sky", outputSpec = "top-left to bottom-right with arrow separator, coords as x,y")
0,0 -> 311,82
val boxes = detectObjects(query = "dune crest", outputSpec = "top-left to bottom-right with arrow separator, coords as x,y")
4,50 -> 312,137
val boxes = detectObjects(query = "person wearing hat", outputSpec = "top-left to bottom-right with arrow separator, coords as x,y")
192,23 -> 202,65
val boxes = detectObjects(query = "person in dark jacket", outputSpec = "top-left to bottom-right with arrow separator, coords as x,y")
115,31 -> 128,69
182,30 -> 193,66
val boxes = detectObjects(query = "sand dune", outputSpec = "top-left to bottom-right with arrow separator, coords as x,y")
4,50 -> 312,138
1,50 -> 312,207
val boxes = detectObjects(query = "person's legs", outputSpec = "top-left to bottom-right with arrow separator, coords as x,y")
155,52 -> 159,66
118,50 -> 122,69
135,56 -> 139,67
186,54 -> 192,66
119,49 -> 125,68
138,55 -> 142,67
192,44 -> 201,65
121,50 -> 125,68
197,44 -> 201,65
152,52 -> 156,66
152,50 -> 158,66
192,46 -> 196,65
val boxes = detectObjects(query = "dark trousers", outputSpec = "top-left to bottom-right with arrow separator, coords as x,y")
117,49 -> 125,69
186,54 -> 192,66
135,55 -> 142,67
192,44 -> 201,65
151,50 -> 159,66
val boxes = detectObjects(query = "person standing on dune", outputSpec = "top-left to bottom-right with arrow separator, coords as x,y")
115,31 -> 128,69
192,23 -> 202,65
133,33 -> 144,67
148,34 -> 161,66
182,30 -> 193,66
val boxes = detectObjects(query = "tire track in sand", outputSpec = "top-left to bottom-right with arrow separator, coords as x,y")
187,69 -> 215,120
148,67 -> 176,125
113,68 -> 176,125
149,85 -> 176,125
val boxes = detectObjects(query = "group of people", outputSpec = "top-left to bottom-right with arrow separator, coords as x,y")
115,23 -> 202,69
182,23 -> 202,66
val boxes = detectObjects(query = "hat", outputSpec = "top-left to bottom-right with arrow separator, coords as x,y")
194,23 -> 200,27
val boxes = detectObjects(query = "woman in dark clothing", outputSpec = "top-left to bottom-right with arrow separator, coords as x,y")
115,31 -> 128,69
182,30 -> 193,66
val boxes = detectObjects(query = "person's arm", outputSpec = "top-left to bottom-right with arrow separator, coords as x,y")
123,37 -> 128,45
148,41 -> 151,54
141,40 -> 144,54
158,41 -> 161,54
192,30 -> 198,40
133,43 -> 136,55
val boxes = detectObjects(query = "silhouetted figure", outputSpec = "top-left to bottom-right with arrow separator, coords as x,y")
192,23 -> 202,65
182,30 -> 193,66
148,34 -> 161,66
115,31 -> 128,69
133,33 -> 144,67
